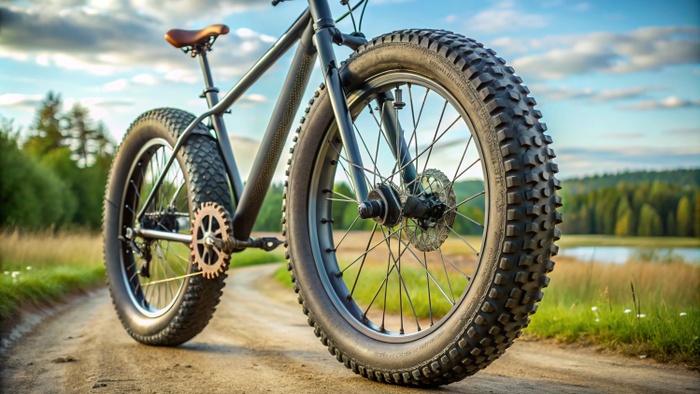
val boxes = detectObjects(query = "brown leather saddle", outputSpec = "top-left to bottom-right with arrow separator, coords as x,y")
164,24 -> 230,49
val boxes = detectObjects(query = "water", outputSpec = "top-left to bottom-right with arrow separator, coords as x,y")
559,246 -> 700,265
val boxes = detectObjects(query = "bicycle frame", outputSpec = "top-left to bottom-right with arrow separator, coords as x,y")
134,0 -> 411,246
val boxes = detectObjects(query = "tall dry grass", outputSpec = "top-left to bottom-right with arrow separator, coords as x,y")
0,228 -> 105,320
543,256 -> 700,309
0,228 -> 103,269
529,256 -> 699,367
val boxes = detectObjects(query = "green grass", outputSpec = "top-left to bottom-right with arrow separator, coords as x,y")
274,236 -> 700,368
0,229 -> 105,320
0,229 -> 284,321
526,256 -> 699,367
231,248 -> 285,267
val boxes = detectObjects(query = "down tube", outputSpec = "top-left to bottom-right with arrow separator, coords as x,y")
231,20 -> 318,241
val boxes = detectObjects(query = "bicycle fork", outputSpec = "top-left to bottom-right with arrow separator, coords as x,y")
309,0 -> 418,205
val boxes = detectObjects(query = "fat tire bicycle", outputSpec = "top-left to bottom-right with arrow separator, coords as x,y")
103,0 -> 562,387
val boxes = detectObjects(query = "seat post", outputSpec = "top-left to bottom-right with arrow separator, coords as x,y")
198,51 -> 220,109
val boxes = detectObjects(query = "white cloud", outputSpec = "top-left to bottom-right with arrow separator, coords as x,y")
0,93 -> 45,108
512,26 -> 700,80
239,94 -> 267,105
532,85 -> 658,103
574,3 -> 591,11
620,96 -> 700,110
558,145 -> 700,177
0,4 -> 280,83
103,78 -> 129,92
465,1 -> 548,34
445,14 -> 459,24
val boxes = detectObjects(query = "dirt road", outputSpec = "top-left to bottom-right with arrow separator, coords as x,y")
1,263 -> 698,393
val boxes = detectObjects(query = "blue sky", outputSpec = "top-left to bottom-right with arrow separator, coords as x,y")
1,0 -> 698,180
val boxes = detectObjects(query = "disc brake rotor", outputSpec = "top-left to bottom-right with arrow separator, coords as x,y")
402,169 -> 456,252
190,202 -> 232,279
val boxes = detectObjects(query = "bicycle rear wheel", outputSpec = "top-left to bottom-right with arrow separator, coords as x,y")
285,30 -> 562,386
103,108 -> 231,346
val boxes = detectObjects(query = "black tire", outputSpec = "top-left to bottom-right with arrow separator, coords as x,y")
103,108 -> 231,346
284,30 -> 562,386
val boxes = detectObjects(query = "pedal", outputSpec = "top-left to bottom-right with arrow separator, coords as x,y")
256,237 -> 284,251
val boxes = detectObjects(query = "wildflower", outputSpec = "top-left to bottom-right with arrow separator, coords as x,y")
26,266 -> 32,271
591,306 -> 598,312
3,271 -> 8,275
624,309 -> 632,314
679,312 -> 687,317
595,318 -> 600,323
11,271 -> 20,278
637,314 -> 646,318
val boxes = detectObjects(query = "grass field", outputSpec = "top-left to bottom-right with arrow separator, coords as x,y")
0,229 -> 284,321
274,232 -> 700,368
2,228 -> 697,367
528,256 -> 699,367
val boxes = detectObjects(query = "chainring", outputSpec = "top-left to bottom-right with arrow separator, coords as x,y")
190,202 -> 232,279
402,169 -> 457,252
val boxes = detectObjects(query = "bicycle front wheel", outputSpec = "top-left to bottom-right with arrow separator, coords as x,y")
284,30 -> 562,386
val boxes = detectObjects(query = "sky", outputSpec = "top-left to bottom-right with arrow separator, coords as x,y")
0,0 -> 699,180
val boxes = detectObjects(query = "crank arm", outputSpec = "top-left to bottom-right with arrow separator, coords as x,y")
215,236 -> 284,253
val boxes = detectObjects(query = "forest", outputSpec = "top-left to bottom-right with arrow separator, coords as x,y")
0,92 -> 114,229
2,91 -> 698,238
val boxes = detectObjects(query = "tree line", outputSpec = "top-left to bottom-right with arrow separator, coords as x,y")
253,171 -> 700,238
0,92 -> 114,230
559,170 -> 700,237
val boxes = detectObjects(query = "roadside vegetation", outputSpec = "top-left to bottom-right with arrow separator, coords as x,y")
274,234 -> 700,368
0,229 -> 104,320
0,228 -> 283,322
528,256 -> 699,368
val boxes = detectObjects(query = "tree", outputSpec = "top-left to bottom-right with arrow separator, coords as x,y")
0,118 -> 76,228
614,195 -> 633,236
638,204 -> 663,237
2,92 -> 115,230
23,91 -> 66,157
64,103 -> 114,167
676,196 -> 693,237
694,191 -> 700,238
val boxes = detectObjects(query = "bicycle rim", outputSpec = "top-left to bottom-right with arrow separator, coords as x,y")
118,138 -> 192,318
309,72 -> 489,343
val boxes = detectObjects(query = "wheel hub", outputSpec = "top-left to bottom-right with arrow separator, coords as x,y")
401,169 -> 456,252
357,184 -> 403,227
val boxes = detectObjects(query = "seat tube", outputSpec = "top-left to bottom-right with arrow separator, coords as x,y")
308,0 -> 369,201
198,51 -> 244,204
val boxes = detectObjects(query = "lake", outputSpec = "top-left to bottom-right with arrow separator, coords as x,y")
559,246 -> 700,265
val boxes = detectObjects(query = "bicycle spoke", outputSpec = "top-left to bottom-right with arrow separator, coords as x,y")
450,190 -> 486,212
455,210 -> 485,229
447,226 -> 480,255
334,214 -> 361,250
424,250 -> 434,326
341,225 -> 403,274
394,235 -> 455,305
421,100 -> 448,175
437,247 -> 472,280
348,222 -> 378,298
